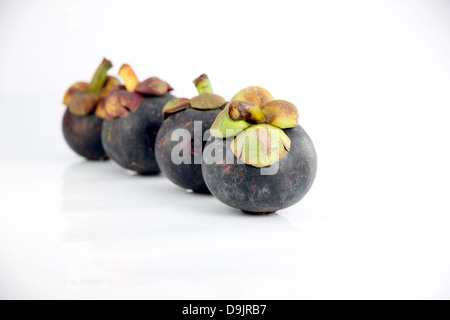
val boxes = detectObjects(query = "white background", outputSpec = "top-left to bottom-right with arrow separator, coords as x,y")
0,0 -> 449,299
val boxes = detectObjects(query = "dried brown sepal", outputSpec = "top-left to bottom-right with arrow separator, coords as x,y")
118,91 -> 144,112
104,94 -> 129,120
100,76 -> 121,99
261,100 -> 299,129
228,100 -> 266,124
231,86 -> 274,108
190,93 -> 226,110
104,90 -> 144,120
94,77 -> 123,119
230,124 -> 291,168
63,82 -> 89,105
162,98 -> 191,119
68,91 -> 100,116
166,82 -> 174,92
95,99 -> 107,119
109,85 -> 127,95
135,77 -> 171,96
119,64 -> 140,92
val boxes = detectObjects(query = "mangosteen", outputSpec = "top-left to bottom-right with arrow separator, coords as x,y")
101,64 -> 175,174
62,58 -> 119,160
155,74 -> 226,193
202,87 -> 317,214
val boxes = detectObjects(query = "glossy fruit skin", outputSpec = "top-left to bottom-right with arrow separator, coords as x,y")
62,109 -> 107,160
155,108 -> 221,193
101,94 -> 174,174
202,125 -> 317,214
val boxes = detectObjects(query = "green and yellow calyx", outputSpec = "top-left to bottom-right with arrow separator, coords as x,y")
63,58 -> 119,118
161,74 -> 225,119
229,100 -> 266,123
210,86 -> 300,167
209,104 -> 251,138
231,124 -> 291,168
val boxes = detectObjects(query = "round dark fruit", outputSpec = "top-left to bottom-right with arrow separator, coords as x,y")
202,87 -> 317,214
102,93 -> 174,174
202,125 -> 317,213
101,64 -> 175,174
62,58 -> 119,160
155,74 -> 225,193
62,109 -> 107,160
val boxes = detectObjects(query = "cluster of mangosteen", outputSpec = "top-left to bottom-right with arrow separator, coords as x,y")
62,58 -> 317,214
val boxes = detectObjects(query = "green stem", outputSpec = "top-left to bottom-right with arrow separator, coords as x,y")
88,58 -> 113,94
193,74 -> 213,94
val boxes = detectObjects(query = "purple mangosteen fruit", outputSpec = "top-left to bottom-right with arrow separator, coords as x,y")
202,87 -> 317,214
62,58 -> 119,160
101,64 -> 175,174
155,74 -> 226,193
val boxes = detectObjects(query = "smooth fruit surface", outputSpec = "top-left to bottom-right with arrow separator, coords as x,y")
155,108 -> 221,192
202,125 -> 317,213
101,94 -> 173,174
62,109 -> 107,160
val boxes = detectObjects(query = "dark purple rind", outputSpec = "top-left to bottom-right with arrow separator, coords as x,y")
155,108 -> 222,193
101,93 -> 174,174
62,109 -> 108,160
201,125 -> 317,213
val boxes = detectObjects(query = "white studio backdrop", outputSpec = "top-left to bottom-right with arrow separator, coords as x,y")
0,0 -> 449,299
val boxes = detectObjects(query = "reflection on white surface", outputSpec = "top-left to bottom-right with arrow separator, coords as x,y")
1,146 -> 449,299
60,161 -> 308,299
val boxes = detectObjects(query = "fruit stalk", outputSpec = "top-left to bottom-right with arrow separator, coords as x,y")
193,74 -> 213,94
88,58 -> 113,94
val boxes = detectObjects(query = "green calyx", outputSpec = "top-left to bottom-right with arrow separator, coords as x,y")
210,104 -> 251,138
231,86 -> 274,108
261,100 -> 299,129
88,58 -> 113,94
229,100 -> 266,123
211,86 -> 300,167
230,124 -> 291,167
211,87 -> 299,137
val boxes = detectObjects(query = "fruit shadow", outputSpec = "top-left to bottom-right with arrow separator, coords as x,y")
173,187 -> 297,229
61,160 -> 297,239
61,160 -> 302,289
